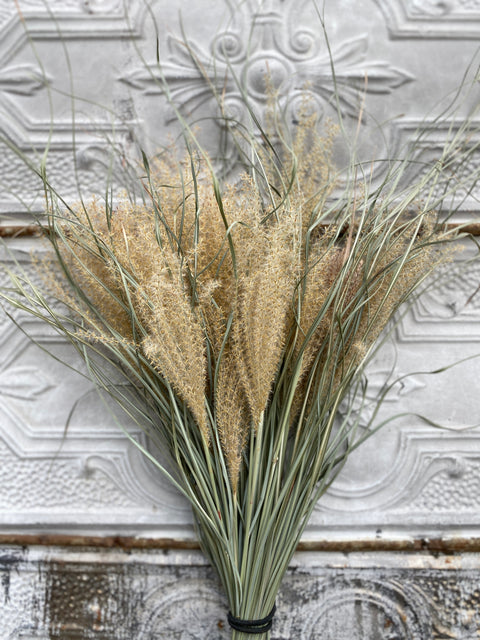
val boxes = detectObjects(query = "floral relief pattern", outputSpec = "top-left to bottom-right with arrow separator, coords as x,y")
121,1 -> 412,130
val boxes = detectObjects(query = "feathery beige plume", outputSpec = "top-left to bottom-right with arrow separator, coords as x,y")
215,353 -> 250,494
140,252 -> 208,441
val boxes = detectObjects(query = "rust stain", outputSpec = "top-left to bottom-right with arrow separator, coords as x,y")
44,561 -> 111,638
0,225 -> 44,238
0,533 -> 480,554
43,558 -> 145,639
1,222 -> 480,239
0,533 -> 199,550
297,538 -> 480,553
448,222 -> 480,236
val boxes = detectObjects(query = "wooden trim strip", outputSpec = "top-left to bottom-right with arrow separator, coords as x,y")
0,225 -> 44,238
0,533 -> 479,553
0,222 -> 479,238
448,222 -> 480,235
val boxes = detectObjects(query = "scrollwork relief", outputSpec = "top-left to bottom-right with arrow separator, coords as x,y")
337,365 -> 425,430
138,580 -> 229,640
123,32 -> 411,121
301,578 -> 432,639
418,260 -> 480,319
121,0 -> 412,165
320,431 -> 480,518
395,253 -> 480,342
408,456 -> 480,512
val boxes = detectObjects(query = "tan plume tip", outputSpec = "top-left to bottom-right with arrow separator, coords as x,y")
215,354 -> 250,494
141,261 -> 209,441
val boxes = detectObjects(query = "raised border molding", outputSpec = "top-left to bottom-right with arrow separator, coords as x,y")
374,0 -> 480,39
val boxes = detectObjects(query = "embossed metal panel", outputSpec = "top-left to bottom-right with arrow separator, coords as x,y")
0,0 -> 480,637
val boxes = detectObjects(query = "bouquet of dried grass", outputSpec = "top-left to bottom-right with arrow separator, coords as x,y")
2,55 -> 480,638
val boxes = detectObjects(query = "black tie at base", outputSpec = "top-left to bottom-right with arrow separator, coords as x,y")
227,603 -> 277,634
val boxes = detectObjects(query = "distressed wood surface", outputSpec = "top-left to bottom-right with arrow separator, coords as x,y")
2,547 -> 480,639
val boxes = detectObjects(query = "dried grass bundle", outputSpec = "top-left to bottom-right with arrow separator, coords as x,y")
2,48 -> 480,640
